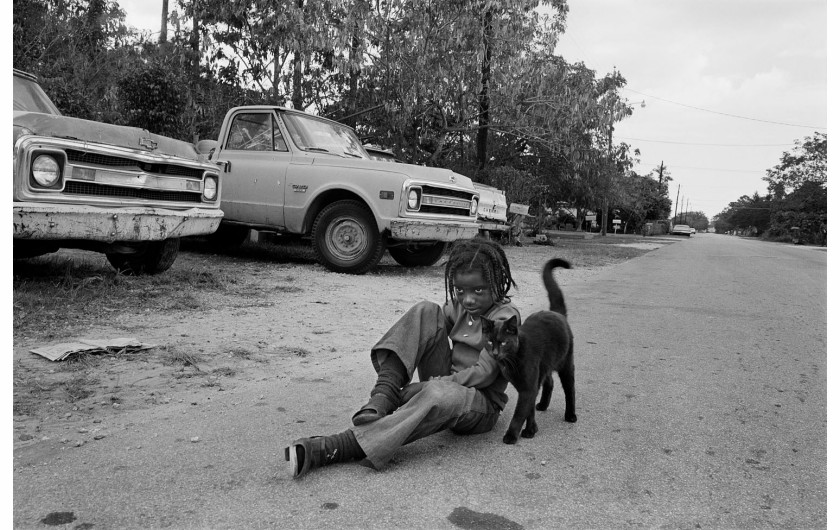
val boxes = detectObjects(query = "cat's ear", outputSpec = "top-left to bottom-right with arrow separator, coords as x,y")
502,315 -> 519,335
480,315 -> 494,334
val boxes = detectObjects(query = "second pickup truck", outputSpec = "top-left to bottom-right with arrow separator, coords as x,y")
197,106 -> 481,274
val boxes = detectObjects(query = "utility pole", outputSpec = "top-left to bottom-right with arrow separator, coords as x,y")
673,184 -> 680,225
657,161 -> 665,194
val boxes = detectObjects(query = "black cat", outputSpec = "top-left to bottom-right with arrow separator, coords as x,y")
481,257 -> 576,444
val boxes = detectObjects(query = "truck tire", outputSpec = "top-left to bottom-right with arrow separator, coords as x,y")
311,200 -> 385,274
106,238 -> 180,275
389,242 -> 448,267
209,224 -> 250,251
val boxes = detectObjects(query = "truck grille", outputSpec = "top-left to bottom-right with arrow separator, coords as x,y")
66,149 -> 205,179
419,185 -> 474,217
65,181 -> 202,203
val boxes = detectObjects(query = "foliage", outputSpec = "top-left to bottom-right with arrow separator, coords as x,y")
763,132 -> 827,199
716,133 -> 826,244
613,172 -> 672,233
13,0 -> 136,122
766,181 -> 827,244
713,193 -> 772,235
13,0 -> 675,221
117,63 -> 186,136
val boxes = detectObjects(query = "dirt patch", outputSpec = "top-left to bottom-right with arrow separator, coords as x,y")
12,237 -> 656,453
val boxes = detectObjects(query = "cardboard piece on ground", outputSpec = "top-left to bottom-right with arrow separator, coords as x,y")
30,338 -> 156,362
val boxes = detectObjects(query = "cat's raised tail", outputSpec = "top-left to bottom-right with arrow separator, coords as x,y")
542,258 -> 572,316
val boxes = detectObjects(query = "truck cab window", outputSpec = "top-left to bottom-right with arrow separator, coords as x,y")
227,113 -> 273,151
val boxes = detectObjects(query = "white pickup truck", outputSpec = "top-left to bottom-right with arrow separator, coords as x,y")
197,106 -> 481,274
13,69 -> 223,274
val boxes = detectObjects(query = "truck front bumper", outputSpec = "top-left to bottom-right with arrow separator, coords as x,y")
389,219 -> 479,241
13,202 -> 224,242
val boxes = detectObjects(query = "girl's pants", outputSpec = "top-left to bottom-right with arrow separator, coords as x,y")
351,301 -> 500,470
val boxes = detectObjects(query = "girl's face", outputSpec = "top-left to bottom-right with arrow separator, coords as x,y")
452,269 -> 495,317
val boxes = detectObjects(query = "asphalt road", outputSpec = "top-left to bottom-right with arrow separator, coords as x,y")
13,234 -> 827,529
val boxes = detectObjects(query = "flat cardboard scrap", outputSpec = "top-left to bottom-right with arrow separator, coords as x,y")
30,337 -> 156,362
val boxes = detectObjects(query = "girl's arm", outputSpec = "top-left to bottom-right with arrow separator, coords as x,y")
438,348 -> 499,388
437,303 -> 519,388
442,300 -> 456,334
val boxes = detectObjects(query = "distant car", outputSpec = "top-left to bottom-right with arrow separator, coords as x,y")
671,224 -> 692,236
690,227 -> 696,234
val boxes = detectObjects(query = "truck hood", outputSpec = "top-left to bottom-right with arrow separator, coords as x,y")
312,157 -> 475,190
13,111 -> 202,161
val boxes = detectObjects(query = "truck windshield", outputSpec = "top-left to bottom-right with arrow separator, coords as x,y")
13,74 -> 61,115
280,112 -> 369,159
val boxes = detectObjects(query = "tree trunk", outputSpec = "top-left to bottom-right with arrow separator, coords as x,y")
271,47 -> 280,103
600,120 -> 613,236
159,0 -> 169,44
292,51 -> 303,110
476,8 -> 493,170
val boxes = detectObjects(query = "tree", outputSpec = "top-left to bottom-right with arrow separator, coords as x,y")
763,132 -> 827,199
613,172 -> 671,233
13,0 -> 135,122
767,180 -> 827,244
713,193 -> 772,235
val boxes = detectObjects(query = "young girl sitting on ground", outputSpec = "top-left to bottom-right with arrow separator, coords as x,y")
285,237 -> 520,478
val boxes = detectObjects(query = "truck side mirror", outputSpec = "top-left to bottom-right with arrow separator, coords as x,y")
196,139 -> 219,158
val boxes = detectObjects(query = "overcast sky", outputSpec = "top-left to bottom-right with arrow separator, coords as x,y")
120,0 -> 829,219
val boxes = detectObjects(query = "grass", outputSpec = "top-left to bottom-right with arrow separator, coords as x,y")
12,251 -> 251,339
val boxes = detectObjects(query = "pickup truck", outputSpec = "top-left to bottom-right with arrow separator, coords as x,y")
362,146 -> 509,239
472,183 -> 509,238
13,69 -> 224,274
197,106 -> 480,274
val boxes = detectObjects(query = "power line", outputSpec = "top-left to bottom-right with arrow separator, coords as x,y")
623,87 -> 826,130
616,136 -> 795,148
635,161 -> 765,174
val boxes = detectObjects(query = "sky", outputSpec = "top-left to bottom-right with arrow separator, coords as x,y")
117,1 -> 828,220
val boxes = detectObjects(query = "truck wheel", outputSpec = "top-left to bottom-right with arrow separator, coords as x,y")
106,238 -> 180,275
209,224 -> 250,251
311,200 -> 385,274
389,242 -> 448,267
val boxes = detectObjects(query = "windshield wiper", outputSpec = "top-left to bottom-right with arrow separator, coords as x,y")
343,150 -> 363,158
302,147 -> 343,157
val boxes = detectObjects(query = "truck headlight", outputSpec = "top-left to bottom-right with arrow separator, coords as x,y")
407,187 -> 421,211
31,154 -> 62,188
470,196 -> 479,216
203,175 -> 219,201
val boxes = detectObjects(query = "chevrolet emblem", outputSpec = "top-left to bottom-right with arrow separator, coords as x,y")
449,175 -> 456,183
139,137 -> 158,150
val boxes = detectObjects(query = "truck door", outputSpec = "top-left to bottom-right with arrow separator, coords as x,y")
216,111 -> 289,228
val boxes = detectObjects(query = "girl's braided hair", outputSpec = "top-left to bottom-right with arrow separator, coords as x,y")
444,237 -> 517,303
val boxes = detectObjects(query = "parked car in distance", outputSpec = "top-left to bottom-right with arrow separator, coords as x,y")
197,106 -> 480,274
671,224 -> 692,236
690,227 -> 697,235
13,69 -> 224,274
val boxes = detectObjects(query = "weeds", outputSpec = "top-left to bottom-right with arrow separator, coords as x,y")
159,347 -> 202,370
13,251 -> 251,338
62,373 -> 98,402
